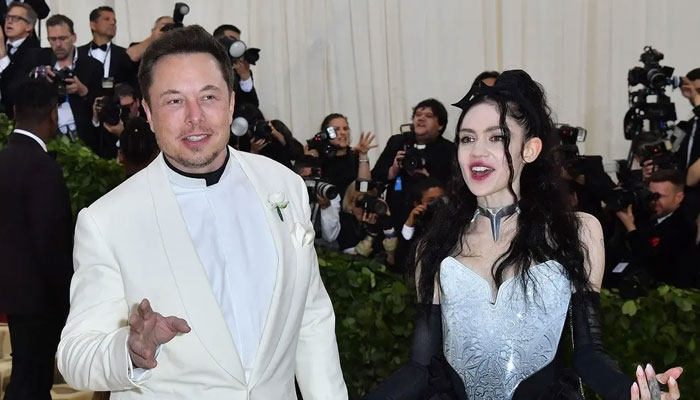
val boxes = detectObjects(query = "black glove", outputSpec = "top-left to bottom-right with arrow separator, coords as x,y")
571,291 -> 633,400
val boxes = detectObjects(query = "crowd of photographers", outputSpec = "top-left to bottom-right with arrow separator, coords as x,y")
1,2 -> 698,290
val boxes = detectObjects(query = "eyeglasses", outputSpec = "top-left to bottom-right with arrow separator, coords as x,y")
5,14 -> 30,24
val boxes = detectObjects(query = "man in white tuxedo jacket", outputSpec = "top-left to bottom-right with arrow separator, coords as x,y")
56,25 -> 348,399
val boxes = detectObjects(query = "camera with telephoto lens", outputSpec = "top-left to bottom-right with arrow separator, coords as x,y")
250,120 -> 271,140
401,144 -> 427,173
606,160 -> 661,212
355,194 -> 388,217
161,2 -> 189,32
307,126 -> 338,159
304,178 -> 338,202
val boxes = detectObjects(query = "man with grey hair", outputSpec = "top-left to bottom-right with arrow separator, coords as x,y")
0,1 -> 40,118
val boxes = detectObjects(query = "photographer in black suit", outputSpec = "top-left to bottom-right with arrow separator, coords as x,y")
213,24 -> 259,109
78,6 -> 137,92
0,2 -> 41,118
0,78 -> 73,400
372,98 -> 453,231
616,169 -> 699,288
40,14 -> 103,150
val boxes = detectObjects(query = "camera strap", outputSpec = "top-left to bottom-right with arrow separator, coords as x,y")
470,203 -> 520,242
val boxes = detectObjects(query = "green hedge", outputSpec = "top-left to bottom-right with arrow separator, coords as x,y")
2,114 -> 697,398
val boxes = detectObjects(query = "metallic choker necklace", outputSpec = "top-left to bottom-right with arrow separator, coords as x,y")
470,203 -> 520,242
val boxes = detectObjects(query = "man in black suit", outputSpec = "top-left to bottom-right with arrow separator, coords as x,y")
677,68 -> 700,170
0,78 -> 73,400
616,169 -> 699,288
77,6 -> 137,92
0,0 -> 48,21
213,24 -> 259,109
0,2 -> 41,118
41,14 -> 103,151
372,98 -> 454,231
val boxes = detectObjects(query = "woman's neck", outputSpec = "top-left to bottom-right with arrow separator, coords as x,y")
336,147 -> 348,156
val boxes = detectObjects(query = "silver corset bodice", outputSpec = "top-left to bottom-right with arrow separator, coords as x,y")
439,257 -> 572,400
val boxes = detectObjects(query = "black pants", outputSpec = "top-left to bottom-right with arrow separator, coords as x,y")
4,314 -> 64,400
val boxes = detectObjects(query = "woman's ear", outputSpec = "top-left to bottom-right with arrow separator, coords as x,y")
522,137 -> 543,163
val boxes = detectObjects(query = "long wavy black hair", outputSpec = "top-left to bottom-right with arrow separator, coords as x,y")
413,70 -> 591,304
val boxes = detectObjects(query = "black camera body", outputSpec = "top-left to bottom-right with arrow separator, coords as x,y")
98,96 -> 130,126
401,144 -> 426,173
54,67 -> 74,98
627,47 -> 681,90
416,196 -> 448,226
607,160 -> 661,212
307,127 -> 338,159
355,194 -> 388,217
251,120 -> 271,140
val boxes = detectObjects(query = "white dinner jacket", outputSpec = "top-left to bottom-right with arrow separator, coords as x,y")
57,148 -> 348,400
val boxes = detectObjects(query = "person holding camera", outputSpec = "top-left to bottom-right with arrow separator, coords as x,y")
306,113 -> 376,200
39,14 -> 103,149
338,181 -> 398,266
91,82 -> 142,158
616,169 -> 699,288
249,119 -> 304,170
125,15 -> 174,64
118,116 -> 159,179
372,98 -> 453,230
213,24 -> 259,110
294,156 -> 342,245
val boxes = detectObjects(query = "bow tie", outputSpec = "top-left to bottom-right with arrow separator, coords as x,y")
90,42 -> 108,51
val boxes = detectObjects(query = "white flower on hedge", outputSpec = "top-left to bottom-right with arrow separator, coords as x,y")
268,192 -> 289,222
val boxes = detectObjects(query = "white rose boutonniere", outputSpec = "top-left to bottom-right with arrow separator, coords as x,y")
268,192 -> 289,222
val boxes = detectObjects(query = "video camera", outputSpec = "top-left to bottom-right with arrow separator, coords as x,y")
307,126 -> 338,159
161,3 -> 190,32
623,46 -> 680,164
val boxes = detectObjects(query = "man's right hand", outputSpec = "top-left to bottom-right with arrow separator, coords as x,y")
0,28 -> 7,58
387,150 -> 405,180
92,97 -> 104,122
127,298 -> 190,369
405,203 -> 427,228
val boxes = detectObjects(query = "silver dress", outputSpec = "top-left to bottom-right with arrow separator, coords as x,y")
439,257 -> 572,399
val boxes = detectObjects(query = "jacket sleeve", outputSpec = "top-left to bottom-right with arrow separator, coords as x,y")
294,178 -> 349,400
372,135 -> 403,182
56,208 -> 149,391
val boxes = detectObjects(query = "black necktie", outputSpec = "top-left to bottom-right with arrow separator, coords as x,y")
90,42 -> 108,51
6,43 -> 13,55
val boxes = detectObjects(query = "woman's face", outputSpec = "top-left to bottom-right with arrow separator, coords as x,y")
457,102 -> 538,207
328,117 -> 350,149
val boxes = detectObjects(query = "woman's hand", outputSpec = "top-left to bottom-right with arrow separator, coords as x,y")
250,138 -> 269,154
353,131 -> 377,155
630,364 -> 682,400
269,122 -> 287,146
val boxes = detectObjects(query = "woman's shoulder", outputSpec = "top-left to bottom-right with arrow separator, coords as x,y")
575,211 -> 603,236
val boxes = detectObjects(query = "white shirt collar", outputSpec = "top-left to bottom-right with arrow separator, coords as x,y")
7,36 -> 27,49
656,211 -> 674,225
14,129 -> 47,152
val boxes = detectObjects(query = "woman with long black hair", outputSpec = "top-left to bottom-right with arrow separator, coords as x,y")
364,70 -> 682,400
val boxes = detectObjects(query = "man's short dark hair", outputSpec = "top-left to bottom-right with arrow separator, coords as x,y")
138,25 -> 233,106
213,24 -> 241,38
14,78 -> 57,122
8,2 -> 37,26
412,98 -> 448,135
46,14 -> 75,35
409,176 -> 443,204
687,68 -> 700,81
650,169 -> 685,191
89,6 -> 114,23
114,83 -> 137,100
471,70 -> 500,87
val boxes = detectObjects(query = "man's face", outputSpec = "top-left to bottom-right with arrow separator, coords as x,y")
687,79 -> 700,107
649,181 -> 683,218
91,11 -> 116,39
412,106 -> 443,143
419,186 -> 445,206
47,24 -> 76,61
119,95 -> 139,118
142,52 -> 234,174
222,29 -> 240,40
4,6 -> 33,41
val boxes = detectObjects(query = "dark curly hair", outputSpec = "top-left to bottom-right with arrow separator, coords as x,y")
413,70 -> 591,304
